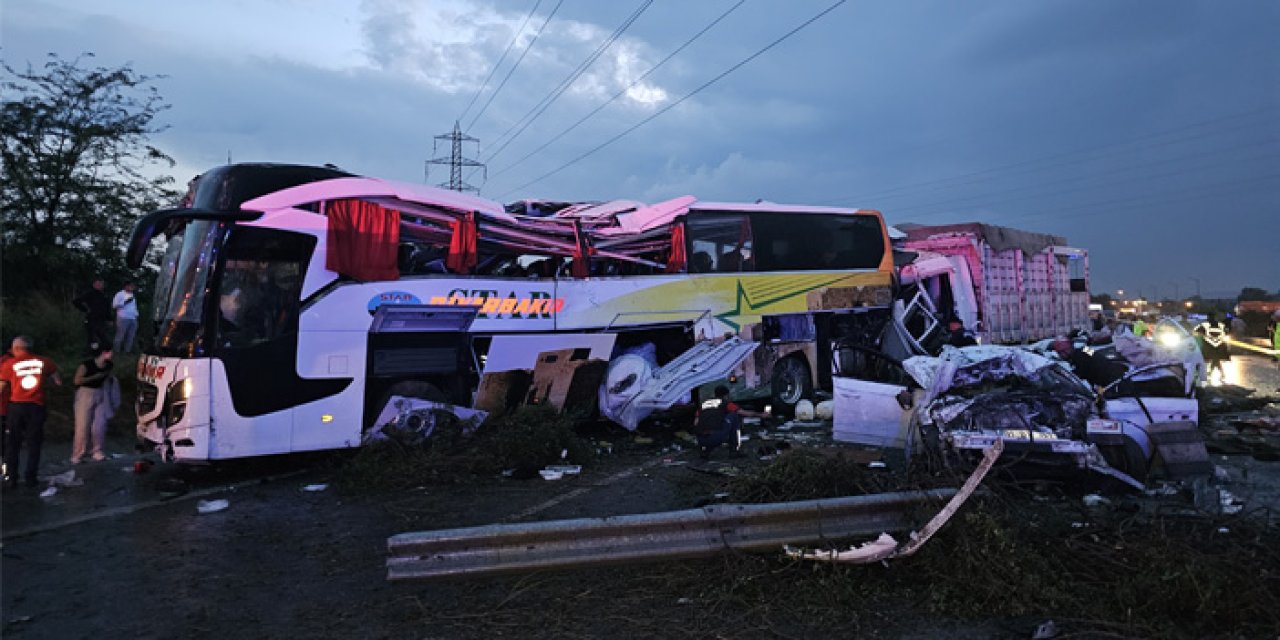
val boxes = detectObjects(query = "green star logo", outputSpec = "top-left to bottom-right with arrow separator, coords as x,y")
714,276 -> 848,330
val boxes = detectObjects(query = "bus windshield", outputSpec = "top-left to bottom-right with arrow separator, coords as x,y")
150,220 -> 223,357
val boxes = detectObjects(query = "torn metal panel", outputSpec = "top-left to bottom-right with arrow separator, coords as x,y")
600,336 -> 759,430
367,396 -> 487,444
787,441 -> 1003,564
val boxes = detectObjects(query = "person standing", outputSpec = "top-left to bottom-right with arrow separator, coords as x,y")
112,282 -> 139,353
1132,316 -> 1149,339
1270,311 -> 1280,367
0,345 -> 13,478
70,347 -> 114,464
73,278 -> 112,351
0,337 -> 62,488
1194,312 -> 1230,380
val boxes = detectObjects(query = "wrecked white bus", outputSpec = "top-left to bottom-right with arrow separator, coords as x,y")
125,164 -> 895,462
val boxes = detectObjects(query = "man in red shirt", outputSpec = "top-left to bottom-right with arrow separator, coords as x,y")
1,336 -> 62,489
0,346 -> 12,478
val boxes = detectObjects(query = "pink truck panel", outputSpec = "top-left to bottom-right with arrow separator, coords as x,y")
901,224 -> 1089,344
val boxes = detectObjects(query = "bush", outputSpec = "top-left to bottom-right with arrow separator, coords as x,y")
337,405 -> 595,492
0,291 -> 85,360
483,405 -> 594,476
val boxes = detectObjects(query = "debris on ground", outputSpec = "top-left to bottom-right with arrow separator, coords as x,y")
196,499 -> 230,514
46,470 -> 82,488
301,483 -> 328,492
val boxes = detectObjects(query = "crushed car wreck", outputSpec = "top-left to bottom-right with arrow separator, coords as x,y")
834,343 -> 1208,491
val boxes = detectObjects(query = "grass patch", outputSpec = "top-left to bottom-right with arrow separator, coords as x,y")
336,405 -> 594,493
703,451 -> 1280,638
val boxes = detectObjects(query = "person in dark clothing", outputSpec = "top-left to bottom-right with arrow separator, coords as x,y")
1,336 -> 62,488
944,319 -> 978,347
694,386 -> 743,460
1194,312 -> 1231,380
694,385 -> 768,460
73,279 -> 113,351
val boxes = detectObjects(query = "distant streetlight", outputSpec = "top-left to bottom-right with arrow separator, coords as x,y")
1117,289 -> 1125,296
1184,301 -> 1193,309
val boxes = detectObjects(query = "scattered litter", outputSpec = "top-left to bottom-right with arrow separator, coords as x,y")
785,532 -> 899,564
1082,494 -> 1110,507
1071,522 -> 1089,529
196,499 -> 230,514
662,459 -> 688,467
794,400 -> 816,421
1032,619 -> 1059,639
39,486 -> 58,499
814,400 -> 835,420
1213,465 -> 1230,481
545,465 -> 581,475
302,484 -> 328,492
868,461 -> 887,469
47,470 -> 83,488
110,453 -> 127,459
560,448 -> 568,459
713,492 -> 730,499
1219,489 -> 1243,515
501,469 -> 515,477
676,597 -> 692,605
539,469 -> 564,481
1144,484 -> 1180,497
1217,527 -> 1230,534
634,436 -> 654,445
7,615 -> 32,624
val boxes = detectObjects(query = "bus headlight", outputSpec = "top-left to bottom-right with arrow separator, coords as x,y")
166,378 -> 194,426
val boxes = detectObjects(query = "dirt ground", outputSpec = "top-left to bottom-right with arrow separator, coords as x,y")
3,353 -> 1279,639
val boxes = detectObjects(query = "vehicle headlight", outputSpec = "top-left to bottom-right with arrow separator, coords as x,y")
166,378 -> 194,425
1158,332 -> 1182,348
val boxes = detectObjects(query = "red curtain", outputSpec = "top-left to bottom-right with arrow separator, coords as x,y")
571,220 -> 591,279
446,211 -> 478,274
665,222 -> 687,273
326,199 -> 400,281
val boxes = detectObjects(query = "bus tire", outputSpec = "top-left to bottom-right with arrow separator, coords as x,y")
770,355 -> 813,418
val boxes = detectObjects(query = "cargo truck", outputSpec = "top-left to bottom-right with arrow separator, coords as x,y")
895,222 -> 1090,345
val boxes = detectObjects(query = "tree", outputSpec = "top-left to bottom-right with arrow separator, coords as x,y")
1,53 -> 179,299
1238,287 -> 1274,302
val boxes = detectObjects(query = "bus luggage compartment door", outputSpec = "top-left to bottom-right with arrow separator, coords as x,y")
365,305 -> 479,420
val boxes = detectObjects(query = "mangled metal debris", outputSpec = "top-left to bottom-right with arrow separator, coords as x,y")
786,440 -> 1002,564
366,395 -> 488,445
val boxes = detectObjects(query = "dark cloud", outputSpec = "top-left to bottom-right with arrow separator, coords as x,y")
4,0 -> 1276,295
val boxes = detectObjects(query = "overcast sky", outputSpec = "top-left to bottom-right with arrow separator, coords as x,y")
4,0 -> 1277,297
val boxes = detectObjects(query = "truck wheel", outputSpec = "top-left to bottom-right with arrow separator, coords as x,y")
771,356 -> 813,417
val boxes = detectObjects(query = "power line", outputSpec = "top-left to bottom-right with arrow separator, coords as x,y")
458,0 -> 544,125
479,0 -> 654,170
820,104 -> 1280,205
467,0 -> 565,132
487,0 -> 747,181
500,0 -> 849,197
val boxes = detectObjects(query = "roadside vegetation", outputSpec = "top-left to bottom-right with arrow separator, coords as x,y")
336,405 -> 596,492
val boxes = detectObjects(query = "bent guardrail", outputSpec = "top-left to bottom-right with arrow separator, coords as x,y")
387,488 -> 958,581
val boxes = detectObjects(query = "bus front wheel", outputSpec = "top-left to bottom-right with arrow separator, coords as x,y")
770,356 -> 813,417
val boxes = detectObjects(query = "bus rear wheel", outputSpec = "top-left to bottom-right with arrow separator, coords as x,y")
770,356 -> 813,417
